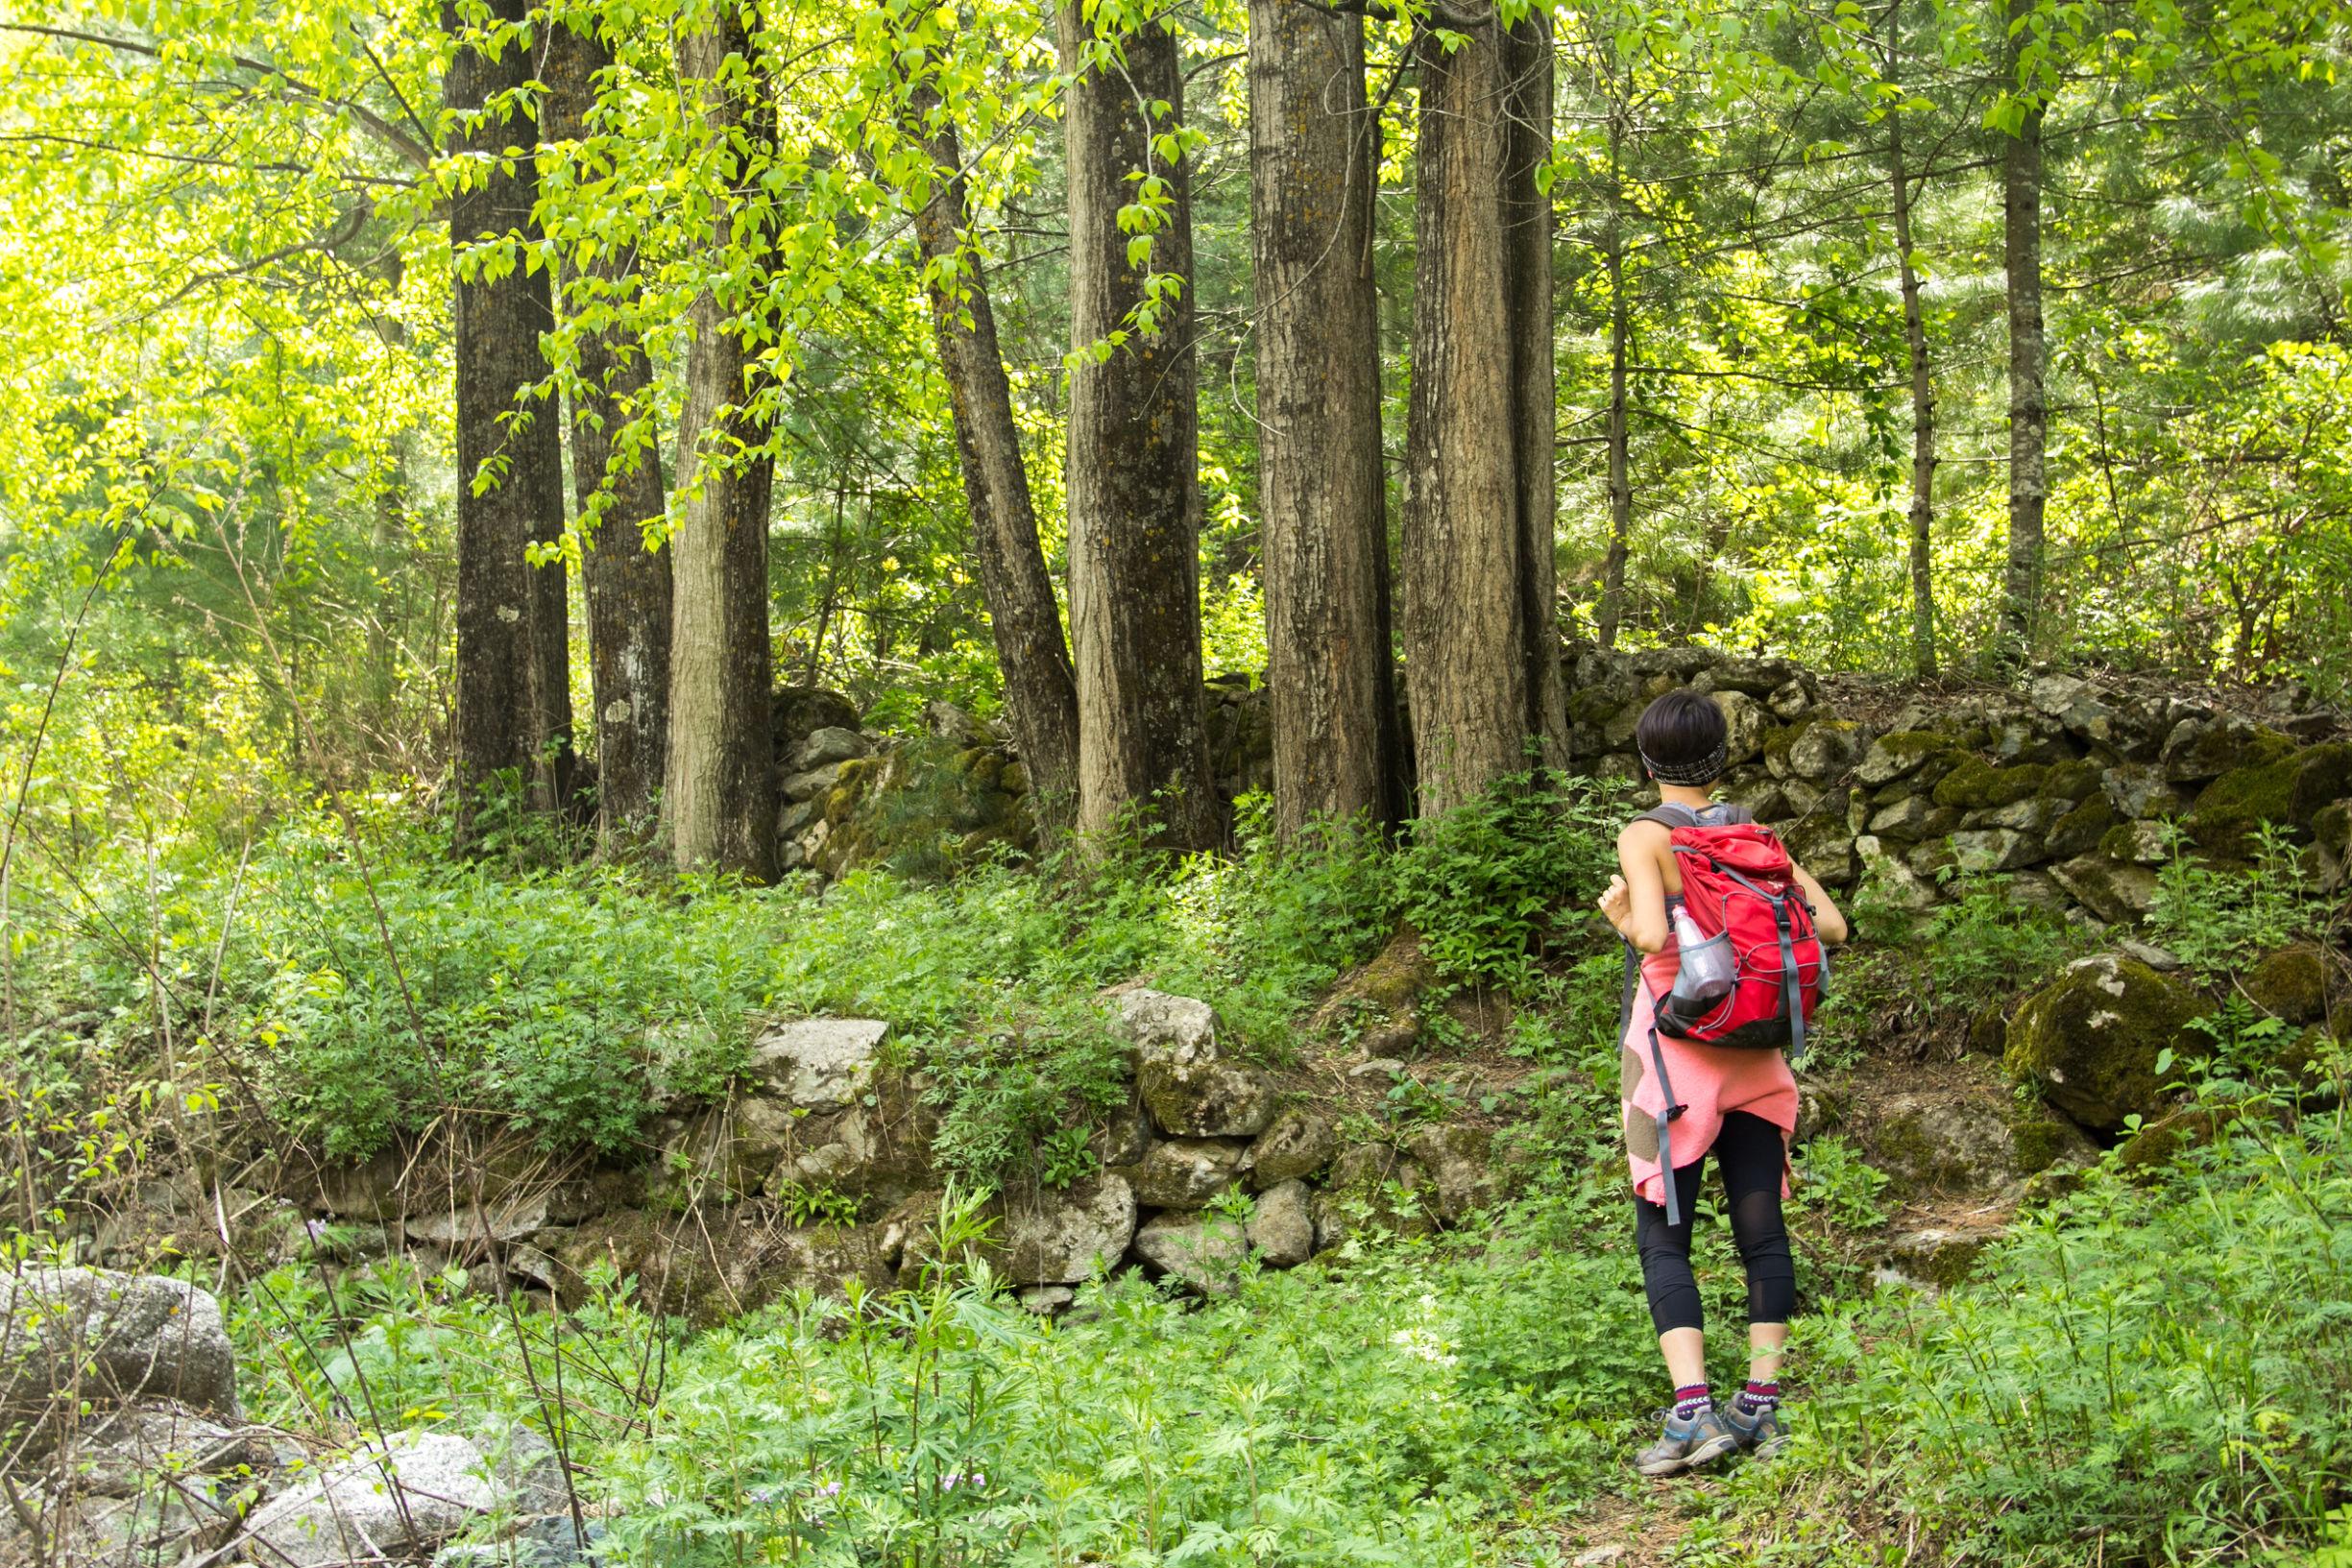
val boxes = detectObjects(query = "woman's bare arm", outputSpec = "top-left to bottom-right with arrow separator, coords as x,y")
1600,822 -> 1674,953
1791,863 -> 1849,945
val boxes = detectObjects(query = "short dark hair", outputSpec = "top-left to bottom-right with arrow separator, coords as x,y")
1636,689 -> 1728,785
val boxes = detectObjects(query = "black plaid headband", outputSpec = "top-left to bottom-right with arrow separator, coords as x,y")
1639,740 -> 1728,785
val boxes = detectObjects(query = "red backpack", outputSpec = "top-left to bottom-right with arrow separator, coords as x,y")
1617,804 -> 1829,1221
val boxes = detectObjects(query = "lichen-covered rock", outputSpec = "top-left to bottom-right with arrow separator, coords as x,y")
1246,1180 -> 1316,1266
1713,689 -> 1772,764
2003,953 -> 2208,1130
1932,759 -> 2048,812
749,1017 -> 890,1111
2044,792 -> 2117,859
2243,943 -> 2329,1023
1125,1139 -> 1249,1209
1856,835 -> 1939,909
1970,797 -> 2069,835
1949,829 -> 2040,875
3,1269 -> 241,1439
2161,716 -> 2296,784
1855,731 -> 1961,790
1312,1146 -> 1435,1247
1857,1092 -> 2090,1195
2115,1104 -> 2256,1174
1132,1212 -> 1248,1295
1248,1108 -> 1337,1189
791,726 -> 870,771
1767,718 -> 1869,782
2186,741 -> 2352,857
1866,793 -> 1940,840
2101,763 -> 2182,820
1001,1175 -> 1136,1285
1781,817 -> 1857,887
1137,1055 -> 1276,1138
1881,1227 -> 1996,1288
2050,854 -> 2159,924
782,760 -> 846,804
1111,988 -> 1221,1061
239,1432 -> 507,1567
545,1207 -> 900,1323
2098,819 -> 2171,864
1719,775 -> 1792,821
1404,1124 -> 1494,1222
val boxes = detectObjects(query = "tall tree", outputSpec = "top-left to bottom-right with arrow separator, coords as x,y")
903,78 -> 1082,839
1882,0 -> 1938,677
1997,8 -> 2048,664
1592,60 -> 1634,652
1403,11 -> 1529,816
445,0 -> 573,832
544,16 -> 673,840
666,0 -> 777,878
1246,0 -> 1398,836
1501,12 -> 1567,766
1056,2 -> 1218,850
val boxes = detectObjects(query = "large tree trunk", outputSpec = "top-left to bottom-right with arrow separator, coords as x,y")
445,0 -> 573,834
1056,4 -> 1218,851
1999,53 -> 2047,665
1501,14 -> 1566,768
1885,3 -> 1937,678
1595,108 -> 1633,653
545,18 -> 673,841
904,82 -> 1082,840
1247,0 -> 1395,837
1403,16 -> 1527,817
666,2 -> 777,879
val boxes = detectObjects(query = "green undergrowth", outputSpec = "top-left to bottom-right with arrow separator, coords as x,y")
6,774 -> 1628,1190
1682,1103 -> 2352,1567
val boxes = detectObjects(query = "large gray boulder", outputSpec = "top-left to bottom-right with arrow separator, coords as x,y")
1001,1175 -> 1136,1285
1137,1056 -> 1275,1139
1248,1108 -> 1337,1189
748,1018 -> 890,1110
3,1268 -> 241,1439
238,1432 -> 505,1567
1244,1180 -> 1316,1267
1132,1213 -> 1248,1295
2004,953 -> 2209,1130
1126,1139 -> 1249,1209
1111,988 -> 1221,1061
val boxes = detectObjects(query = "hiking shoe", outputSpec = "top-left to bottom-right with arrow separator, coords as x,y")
1633,1405 -> 1738,1477
1723,1400 -> 1790,1460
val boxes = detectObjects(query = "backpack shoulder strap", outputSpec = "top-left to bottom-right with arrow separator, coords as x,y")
1631,803 -> 1700,831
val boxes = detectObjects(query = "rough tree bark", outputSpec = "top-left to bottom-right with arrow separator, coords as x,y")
1056,3 -> 1219,850
1884,0 -> 1937,678
1999,40 -> 2047,666
545,18 -> 673,840
1501,13 -> 1567,768
1595,104 -> 1633,653
904,80 -> 1082,840
666,2 -> 777,878
1247,0 -> 1396,837
445,0 -> 574,834
1404,15 -> 1528,817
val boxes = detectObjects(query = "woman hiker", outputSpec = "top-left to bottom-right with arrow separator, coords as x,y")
1596,688 -> 1849,1477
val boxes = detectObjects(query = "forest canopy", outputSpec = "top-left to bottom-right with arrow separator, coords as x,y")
0,0 -> 2347,854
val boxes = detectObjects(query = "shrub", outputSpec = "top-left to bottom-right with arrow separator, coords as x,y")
1394,771 -> 1628,993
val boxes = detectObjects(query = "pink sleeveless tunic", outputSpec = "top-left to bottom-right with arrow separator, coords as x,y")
1621,918 -> 1799,1206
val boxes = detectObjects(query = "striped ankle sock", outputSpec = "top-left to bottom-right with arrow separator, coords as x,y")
1671,1384 -> 1712,1420
1736,1380 -> 1781,1416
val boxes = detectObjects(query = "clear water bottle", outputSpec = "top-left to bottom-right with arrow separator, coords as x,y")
1670,906 -> 1735,1006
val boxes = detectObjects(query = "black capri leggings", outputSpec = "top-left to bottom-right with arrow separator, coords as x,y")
1634,1110 -> 1796,1336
